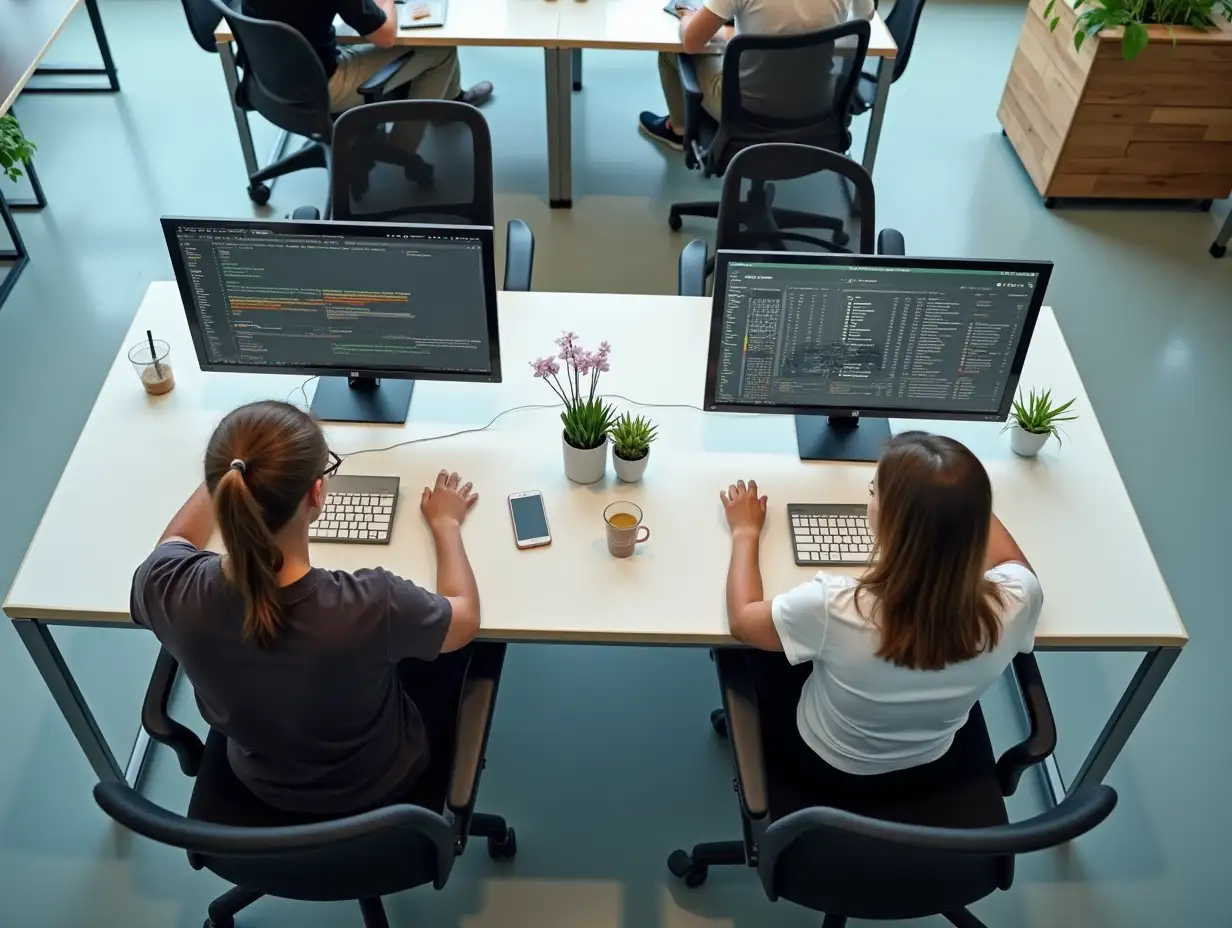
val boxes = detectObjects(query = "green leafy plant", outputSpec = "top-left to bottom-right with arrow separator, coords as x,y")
0,115 -> 37,183
611,413 -> 658,461
1043,0 -> 1232,61
531,332 -> 617,450
1004,387 -> 1079,445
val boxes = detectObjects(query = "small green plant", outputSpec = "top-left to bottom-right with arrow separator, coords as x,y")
611,413 -> 658,461
1005,387 -> 1078,445
0,115 -> 37,183
531,332 -> 617,450
1043,0 -> 1232,62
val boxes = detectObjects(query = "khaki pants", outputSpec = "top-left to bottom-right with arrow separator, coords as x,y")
658,52 -> 723,131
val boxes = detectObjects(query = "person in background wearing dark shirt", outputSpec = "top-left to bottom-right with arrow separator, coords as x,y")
243,0 -> 493,126
129,400 -> 483,815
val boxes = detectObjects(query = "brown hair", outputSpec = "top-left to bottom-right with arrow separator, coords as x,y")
204,401 -> 327,647
857,431 -> 1004,671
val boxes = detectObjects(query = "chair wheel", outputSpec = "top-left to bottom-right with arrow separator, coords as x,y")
204,918 -> 233,928
1211,242 -> 1226,258
247,182 -> 271,206
710,709 -> 728,738
668,211 -> 683,231
488,827 -> 517,860
667,850 -> 708,887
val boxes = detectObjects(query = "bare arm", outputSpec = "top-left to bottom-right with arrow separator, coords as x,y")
985,513 -> 1032,572
679,6 -> 726,54
365,0 -> 398,47
722,480 -> 784,651
421,471 -> 481,652
159,482 -> 214,549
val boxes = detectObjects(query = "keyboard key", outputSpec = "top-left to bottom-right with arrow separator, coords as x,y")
797,543 -> 820,551
841,553 -> 865,562
325,529 -> 337,538
374,513 -> 390,524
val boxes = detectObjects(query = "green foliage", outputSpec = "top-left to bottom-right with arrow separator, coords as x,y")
1005,387 -> 1078,444
1042,0 -> 1231,60
562,398 -> 617,451
610,413 -> 658,460
0,115 -> 37,183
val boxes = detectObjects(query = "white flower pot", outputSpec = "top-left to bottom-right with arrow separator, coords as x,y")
613,449 -> 650,483
562,434 -> 608,484
1010,423 -> 1050,457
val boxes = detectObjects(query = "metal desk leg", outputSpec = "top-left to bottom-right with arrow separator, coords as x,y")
27,0 -> 120,93
1211,209 -> 1231,257
573,48 -> 583,92
1068,646 -> 1182,793
218,40 -> 260,179
544,48 -> 573,209
860,59 -> 894,176
0,190 -> 31,308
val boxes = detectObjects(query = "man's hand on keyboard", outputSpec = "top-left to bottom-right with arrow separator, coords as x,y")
720,479 -> 768,539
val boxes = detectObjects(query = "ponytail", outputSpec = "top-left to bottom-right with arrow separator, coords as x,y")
214,468 -> 285,647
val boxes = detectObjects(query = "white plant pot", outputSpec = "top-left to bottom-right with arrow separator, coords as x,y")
562,434 -> 608,484
613,449 -> 650,483
1010,423 -> 1050,457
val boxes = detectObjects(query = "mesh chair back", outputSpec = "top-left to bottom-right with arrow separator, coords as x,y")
885,0 -> 928,81
93,781 -> 456,902
207,0 -> 332,139
181,0 -> 223,53
709,20 -> 870,173
716,144 -> 877,255
330,100 -> 493,226
756,786 -> 1117,920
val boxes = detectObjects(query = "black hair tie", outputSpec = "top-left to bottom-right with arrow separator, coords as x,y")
230,459 -> 247,475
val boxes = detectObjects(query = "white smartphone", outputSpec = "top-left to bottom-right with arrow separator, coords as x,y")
508,490 -> 551,549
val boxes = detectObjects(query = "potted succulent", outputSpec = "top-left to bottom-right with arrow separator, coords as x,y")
0,115 -> 36,183
531,332 -> 616,484
610,413 -> 658,483
1004,387 -> 1078,457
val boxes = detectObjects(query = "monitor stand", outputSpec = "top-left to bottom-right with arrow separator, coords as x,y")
309,376 -> 414,424
795,414 -> 890,463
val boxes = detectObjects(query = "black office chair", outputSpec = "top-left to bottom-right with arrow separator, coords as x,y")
676,144 -> 905,296
668,20 -> 870,237
667,649 -> 1117,927
851,0 -> 928,115
293,100 -> 535,292
94,643 -> 515,928
180,0 -> 223,52
207,0 -> 423,206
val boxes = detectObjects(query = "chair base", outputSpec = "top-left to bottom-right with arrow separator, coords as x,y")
667,182 -> 849,250
945,909 -> 990,928
667,840 -> 746,887
204,886 -> 263,928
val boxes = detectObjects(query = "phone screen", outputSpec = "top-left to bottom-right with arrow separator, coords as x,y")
510,494 -> 549,542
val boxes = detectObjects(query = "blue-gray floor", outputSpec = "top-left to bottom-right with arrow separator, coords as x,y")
1,0 -> 1230,925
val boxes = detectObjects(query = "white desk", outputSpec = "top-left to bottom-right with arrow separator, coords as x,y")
212,1 -> 897,208
5,283 -> 1185,801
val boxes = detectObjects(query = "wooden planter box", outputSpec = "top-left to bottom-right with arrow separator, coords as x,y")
998,0 -> 1232,203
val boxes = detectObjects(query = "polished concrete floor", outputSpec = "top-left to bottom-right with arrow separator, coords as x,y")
1,0 -> 1230,925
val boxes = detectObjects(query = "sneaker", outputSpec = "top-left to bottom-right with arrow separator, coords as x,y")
457,81 -> 494,107
638,112 -> 683,151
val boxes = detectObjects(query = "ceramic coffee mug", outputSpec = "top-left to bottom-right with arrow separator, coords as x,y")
604,501 -> 650,558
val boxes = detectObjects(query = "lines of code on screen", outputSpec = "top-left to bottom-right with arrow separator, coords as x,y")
713,261 -> 1039,414
175,226 -> 491,373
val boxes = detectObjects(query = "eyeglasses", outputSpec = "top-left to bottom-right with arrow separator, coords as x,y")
868,480 -> 876,498
322,450 -> 342,479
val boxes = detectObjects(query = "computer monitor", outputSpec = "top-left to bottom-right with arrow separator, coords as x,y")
162,217 -> 501,424
704,251 -> 1053,462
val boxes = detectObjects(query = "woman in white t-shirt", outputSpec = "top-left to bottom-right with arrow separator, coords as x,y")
720,431 -> 1043,817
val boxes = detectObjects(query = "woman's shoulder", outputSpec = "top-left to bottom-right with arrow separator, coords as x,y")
985,561 -> 1044,624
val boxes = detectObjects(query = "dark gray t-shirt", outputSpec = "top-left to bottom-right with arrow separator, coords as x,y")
130,541 -> 452,814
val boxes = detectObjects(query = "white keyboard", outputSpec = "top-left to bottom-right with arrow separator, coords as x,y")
788,503 -> 873,566
309,475 -> 399,545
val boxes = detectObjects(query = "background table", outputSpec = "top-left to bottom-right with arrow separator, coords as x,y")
214,0 -> 897,207
4,282 -> 1185,805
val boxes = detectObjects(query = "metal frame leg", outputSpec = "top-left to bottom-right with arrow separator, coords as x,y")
216,40 -> 292,198
26,0 -> 120,93
0,189 -> 31,309
545,48 -> 573,209
572,48 -> 583,92
860,58 -> 894,175
4,109 -> 48,212
1211,208 -> 1231,257
10,620 -> 155,786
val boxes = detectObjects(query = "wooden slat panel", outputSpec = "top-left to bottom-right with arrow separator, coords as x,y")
1131,124 -> 1209,142
1151,106 -> 1232,126
1205,123 -> 1232,141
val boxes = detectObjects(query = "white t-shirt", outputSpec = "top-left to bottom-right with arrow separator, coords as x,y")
770,563 -> 1044,775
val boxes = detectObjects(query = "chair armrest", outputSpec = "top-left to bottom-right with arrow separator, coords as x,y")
358,50 -> 417,102
291,206 -> 321,221
677,55 -> 708,169
141,648 -> 204,778
877,228 -> 905,256
714,649 -> 769,819
678,239 -> 708,296
448,642 -> 507,813
996,652 -> 1058,796
503,219 -> 534,292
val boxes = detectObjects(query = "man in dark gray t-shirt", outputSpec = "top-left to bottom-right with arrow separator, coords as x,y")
131,541 -> 453,814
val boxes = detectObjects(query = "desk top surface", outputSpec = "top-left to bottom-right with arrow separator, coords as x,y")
4,284 -> 1185,649
0,0 -> 81,115
213,1 -> 896,55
